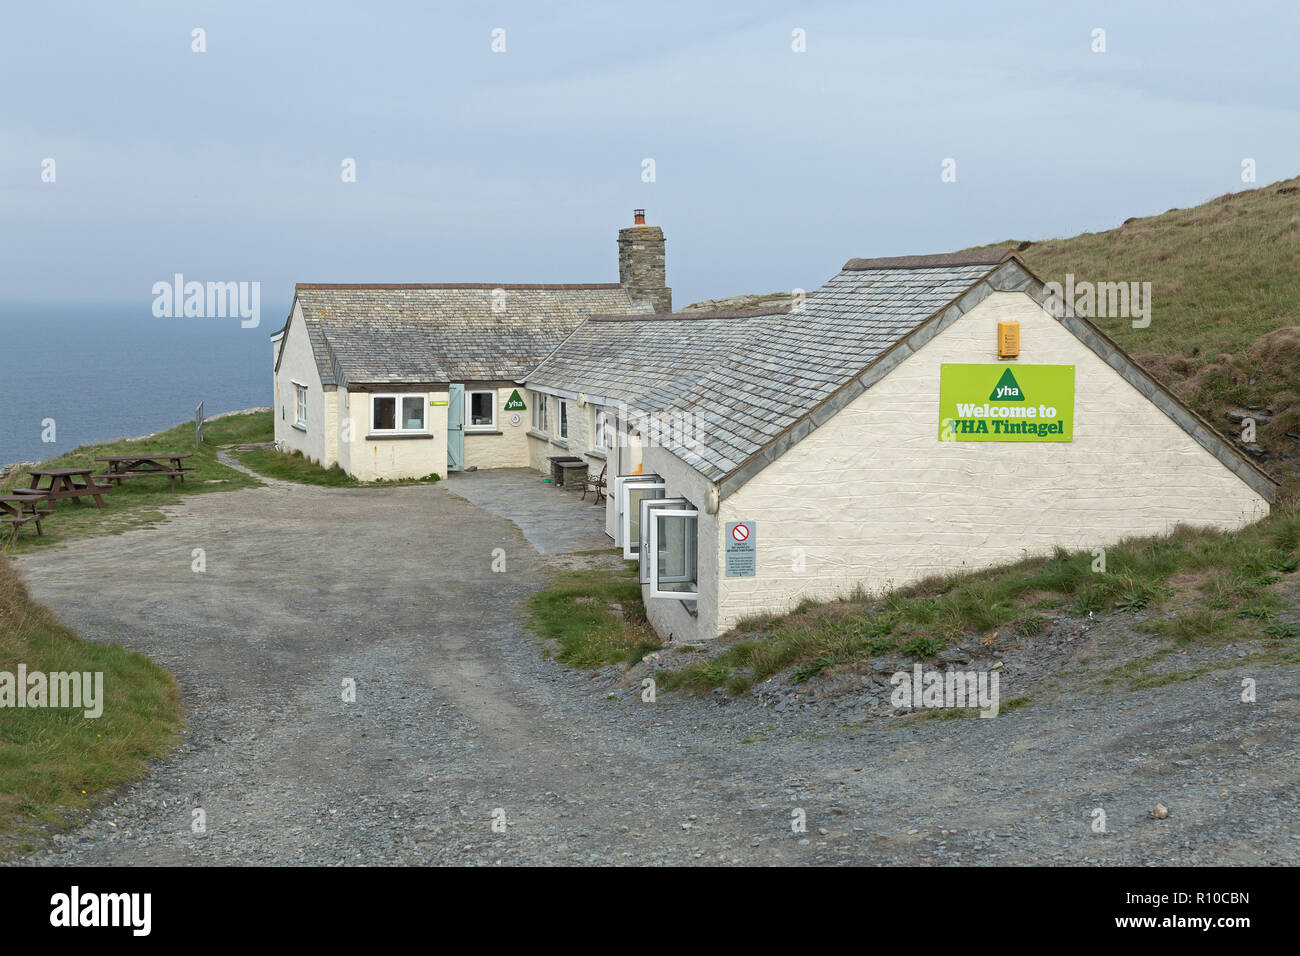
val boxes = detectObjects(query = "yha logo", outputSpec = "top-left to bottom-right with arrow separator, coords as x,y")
989,368 -> 1025,402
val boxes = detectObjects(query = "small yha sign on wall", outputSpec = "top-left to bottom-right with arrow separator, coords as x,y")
726,521 -> 756,577
939,364 -> 1075,442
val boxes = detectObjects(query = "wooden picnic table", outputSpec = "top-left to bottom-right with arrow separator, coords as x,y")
0,493 -> 53,542
94,452 -> 195,491
12,467 -> 111,508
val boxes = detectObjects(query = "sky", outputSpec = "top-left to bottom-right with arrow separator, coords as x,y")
2,0 -> 1298,321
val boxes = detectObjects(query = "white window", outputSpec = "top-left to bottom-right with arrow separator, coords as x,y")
593,407 -> 607,451
294,383 -> 308,428
614,474 -> 664,559
639,496 -> 683,583
467,389 -> 497,431
371,393 -> 427,433
649,505 -> 699,600
532,391 -> 548,432
557,399 -> 568,440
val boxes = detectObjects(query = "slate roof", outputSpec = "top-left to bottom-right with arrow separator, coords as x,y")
527,308 -> 792,410
284,284 -> 651,387
529,251 -> 1277,506
527,256 -> 1008,482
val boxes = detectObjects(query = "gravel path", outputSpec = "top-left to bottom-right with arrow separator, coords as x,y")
10,479 -> 1299,865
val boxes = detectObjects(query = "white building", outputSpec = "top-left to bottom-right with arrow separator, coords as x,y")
272,220 -> 1275,642
270,282 -> 651,481
525,250 -> 1275,642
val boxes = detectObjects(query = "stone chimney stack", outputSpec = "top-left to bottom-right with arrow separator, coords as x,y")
618,209 -> 672,313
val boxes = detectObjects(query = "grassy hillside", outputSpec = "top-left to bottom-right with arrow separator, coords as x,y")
0,554 -> 181,852
988,177 -> 1300,498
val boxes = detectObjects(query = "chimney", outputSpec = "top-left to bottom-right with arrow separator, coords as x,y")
618,209 -> 671,313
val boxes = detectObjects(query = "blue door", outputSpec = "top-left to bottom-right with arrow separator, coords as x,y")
447,384 -> 465,471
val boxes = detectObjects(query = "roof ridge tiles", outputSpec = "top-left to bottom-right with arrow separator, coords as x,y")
588,305 -> 792,322
296,282 -> 624,291
840,249 -> 1013,271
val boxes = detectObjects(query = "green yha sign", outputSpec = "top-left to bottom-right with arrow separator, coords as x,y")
938,364 -> 1075,442
503,389 -> 527,411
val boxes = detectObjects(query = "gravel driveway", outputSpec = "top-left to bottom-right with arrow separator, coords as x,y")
12,476 -> 1299,865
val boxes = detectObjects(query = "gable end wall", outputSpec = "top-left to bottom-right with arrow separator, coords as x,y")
713,290 -> 1271,633
274,302 -> 335,466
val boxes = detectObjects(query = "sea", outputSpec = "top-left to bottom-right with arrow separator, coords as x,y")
0,302 -> 273,467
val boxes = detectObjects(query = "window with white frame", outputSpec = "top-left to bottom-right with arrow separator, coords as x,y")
294,383 -> 308,428
371,393 -> 427,433
466,389 -> 497,431
593,407 -> 607,451
614,475 -> 664,559
648,502 -> 699,600
531,391 -> 548,432
557,399 -> 568,440
638,496 -> 681,582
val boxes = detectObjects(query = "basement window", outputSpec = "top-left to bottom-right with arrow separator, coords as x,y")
467,390 -> 497,431
649,504 -> 699,601
371,394 -> 427,433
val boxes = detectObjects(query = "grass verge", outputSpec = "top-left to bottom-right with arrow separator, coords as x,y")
658,509 -> 1300,695
231,447 -> 360,486
230,446 -> 441,487
0,554 -> 181,853
526,562 -> 660,668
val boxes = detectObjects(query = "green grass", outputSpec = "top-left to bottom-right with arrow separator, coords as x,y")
231,446 -> 442,487
658,508 -> 1300,694
231,447 -> 360,486
526,564 -> 661,668
0,554 -> 182,851
972,176 -> 1300,499
200,411 -> 276,447
658,610 -> 899,696
1144,607 -> 1235,643
1,411 -> 274,554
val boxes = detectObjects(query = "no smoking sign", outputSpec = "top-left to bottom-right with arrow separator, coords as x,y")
725,521 -> 756,577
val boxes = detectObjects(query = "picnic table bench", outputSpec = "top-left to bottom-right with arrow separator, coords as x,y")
0,493 -> 53,542
94,452 -> 195,491
11,467 -> 111,508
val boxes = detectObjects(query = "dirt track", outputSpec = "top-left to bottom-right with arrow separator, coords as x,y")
13,476 -> 1299,865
